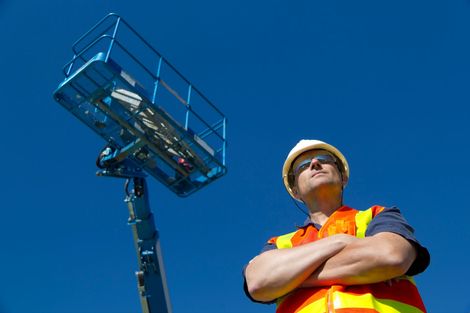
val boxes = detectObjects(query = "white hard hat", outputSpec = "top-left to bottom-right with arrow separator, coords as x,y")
282,140 -> 349,200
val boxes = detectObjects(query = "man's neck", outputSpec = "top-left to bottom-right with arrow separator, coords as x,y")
305,194 -> 343,226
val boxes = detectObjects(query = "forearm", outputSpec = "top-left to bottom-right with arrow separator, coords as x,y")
245,235 -> 350,302
301,232 -> 417,287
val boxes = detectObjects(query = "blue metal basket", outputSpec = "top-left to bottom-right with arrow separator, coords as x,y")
53,13 -> 227,197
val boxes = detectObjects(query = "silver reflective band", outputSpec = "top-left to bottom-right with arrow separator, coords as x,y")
293,155 -> 336,176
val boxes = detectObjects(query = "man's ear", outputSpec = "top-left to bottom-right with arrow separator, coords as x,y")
292,186 -> 302,200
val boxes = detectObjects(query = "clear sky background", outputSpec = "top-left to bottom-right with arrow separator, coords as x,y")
1,1 -> 469,313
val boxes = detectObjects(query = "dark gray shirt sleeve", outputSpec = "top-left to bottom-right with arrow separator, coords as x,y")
365,206 -> 430,276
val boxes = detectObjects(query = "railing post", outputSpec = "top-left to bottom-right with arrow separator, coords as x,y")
65,54 -> 77,77
152,57 -> 163,104
105,16 -> 121,62
185,85 -> 192,129
222,117 -> 227,166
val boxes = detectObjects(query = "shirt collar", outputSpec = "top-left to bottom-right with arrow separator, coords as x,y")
297,205 -> 353,230
298,217 -> 322,230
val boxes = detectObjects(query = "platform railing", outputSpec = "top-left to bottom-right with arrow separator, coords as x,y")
61,14 -> 226,170
55,13 -> 227,196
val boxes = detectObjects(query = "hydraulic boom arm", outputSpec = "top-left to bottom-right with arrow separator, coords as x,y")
126,177 -> 172,313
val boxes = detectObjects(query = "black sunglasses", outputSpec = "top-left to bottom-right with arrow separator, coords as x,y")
293,154 -> 336,176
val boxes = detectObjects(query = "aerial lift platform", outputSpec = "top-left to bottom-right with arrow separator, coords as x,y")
53,13 -> 227,313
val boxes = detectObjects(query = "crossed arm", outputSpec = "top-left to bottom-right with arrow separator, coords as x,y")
244,232 -> 416,302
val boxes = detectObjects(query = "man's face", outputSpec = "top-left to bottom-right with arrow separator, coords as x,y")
292,149 -> 344,199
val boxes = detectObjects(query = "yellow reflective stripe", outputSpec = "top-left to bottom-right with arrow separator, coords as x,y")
275,231 -> 297,249
355,208 -> 373,238
296,297 -> 326,313
332,292 -> 424,313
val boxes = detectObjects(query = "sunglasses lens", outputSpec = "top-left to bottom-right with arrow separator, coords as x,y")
294,159 -> 311,175
293,155 -> 336,176
316,155 -> 335,163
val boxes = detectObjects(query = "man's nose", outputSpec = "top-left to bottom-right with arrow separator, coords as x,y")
309,157 -> 322,169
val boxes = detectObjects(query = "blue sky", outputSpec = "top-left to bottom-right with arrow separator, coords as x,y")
1,1 -> 469,312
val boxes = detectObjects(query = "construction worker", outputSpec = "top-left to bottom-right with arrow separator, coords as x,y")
244,140 -> 430,312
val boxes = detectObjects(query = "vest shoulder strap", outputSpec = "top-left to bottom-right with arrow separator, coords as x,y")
355,205 -> 385,238
269,231 -> 297,249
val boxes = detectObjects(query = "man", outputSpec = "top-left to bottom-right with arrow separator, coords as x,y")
244,140 -> 430,313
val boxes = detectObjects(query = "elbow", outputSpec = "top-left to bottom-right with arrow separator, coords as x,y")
367,233 -> 417,276
245,264 -> 277,302
246,280 -> 274,302
381,244 -> 416,276
246,278 -> 279,302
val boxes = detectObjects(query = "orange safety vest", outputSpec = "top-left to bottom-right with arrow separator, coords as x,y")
268,206 -> 426,313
